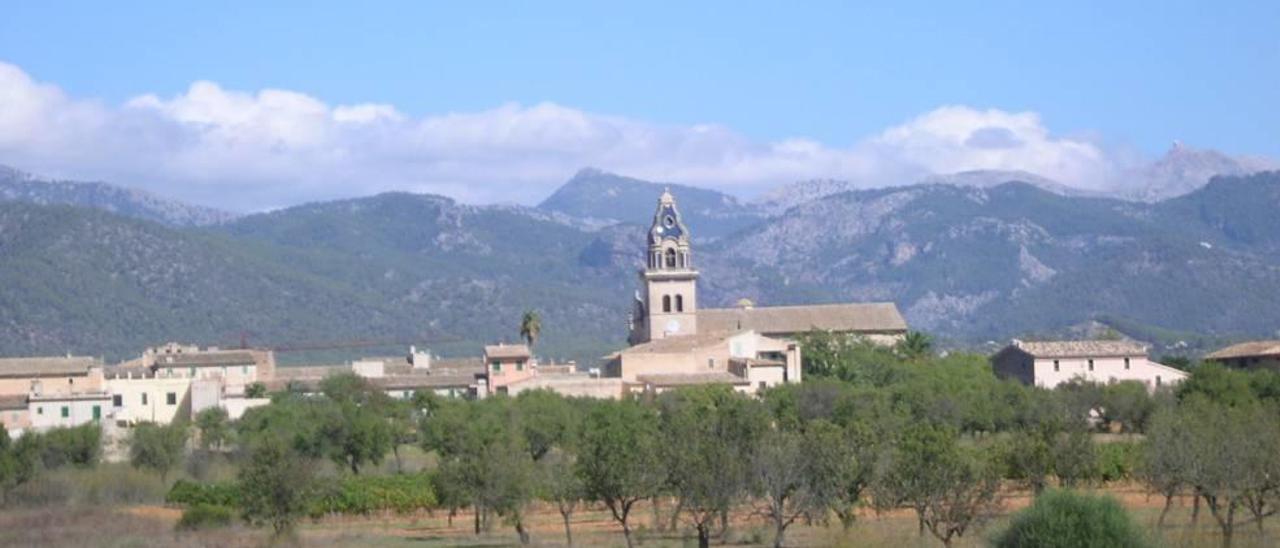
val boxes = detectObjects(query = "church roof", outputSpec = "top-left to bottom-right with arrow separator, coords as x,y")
697,302 -> 907,335
621,330 -> 746,355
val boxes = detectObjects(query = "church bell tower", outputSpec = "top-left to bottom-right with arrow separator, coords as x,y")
629,189 -> 699,344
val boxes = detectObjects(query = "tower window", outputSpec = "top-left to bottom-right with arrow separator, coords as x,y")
665,249 -> 676,268
662,295 -> 672,313
676,295 -> 684,312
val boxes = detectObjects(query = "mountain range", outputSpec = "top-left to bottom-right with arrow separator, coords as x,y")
0,147 -> 1278,363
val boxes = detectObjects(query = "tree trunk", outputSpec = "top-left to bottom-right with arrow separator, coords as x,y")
622,520 -> 635,548
1193,494 -> 1201,525
1222,504 -> 1235,548
773,522 -> 787,548
393,445 -> 403,473
516,519 -> 531,545
668,497 -> 684,532
1158,494 -> 1174,527
473,506 -> 482,535
697,523 -> 711,548
561,511 -> 574,547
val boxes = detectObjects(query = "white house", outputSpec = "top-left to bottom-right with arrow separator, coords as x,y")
991,340 -> 1187,390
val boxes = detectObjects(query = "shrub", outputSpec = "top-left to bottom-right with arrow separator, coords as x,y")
166,479 -> 240,507
1095,442 -> 1140,483
307,473 -> 437,517
992,489 -> 1150,548
177,503 -> 234,530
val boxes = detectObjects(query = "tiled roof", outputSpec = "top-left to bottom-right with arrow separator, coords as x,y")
636,371 -> 750,387
0,356 -> 100,378
374,374 -> 478,390
484,344 -> 531,360
1205,341 -> 1280,360
0,394 -> 28,409
697,302 -> 907,335
154,351 -> 257,368
1011,340 -> 1148,359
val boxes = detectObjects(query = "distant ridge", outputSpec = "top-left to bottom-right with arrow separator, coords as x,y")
0,165 -> 237,227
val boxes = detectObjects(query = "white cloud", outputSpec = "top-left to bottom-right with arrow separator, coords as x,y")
0,61 -> 1124,211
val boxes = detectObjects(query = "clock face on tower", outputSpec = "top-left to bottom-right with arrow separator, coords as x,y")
665,319 -> 681,334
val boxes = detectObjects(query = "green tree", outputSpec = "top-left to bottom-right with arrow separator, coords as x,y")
245,382 -> 268,399
519,310 -> 542,349
1138,405 -> 1194,526
539,448 -> 585,547
659,387 -> 766,548
1099,380 -> 1155,433
578,400 -> 666,548
129,422 -> 189,484
896,331 -> 934,360
514,389 -> 577,461
36,423 -> 102,469
194,407 -> 231,451
993,489 -> 1151,548
0,426 -> 39,506
320,373 -> 395,474
238,437 -> 315,538
872,424 -> 1001,545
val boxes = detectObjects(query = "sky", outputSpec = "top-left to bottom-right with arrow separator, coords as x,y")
0,1 -> 1276,211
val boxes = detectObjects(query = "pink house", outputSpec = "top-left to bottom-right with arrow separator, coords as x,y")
484,343 -> 535,394
991,339 -> 1187,391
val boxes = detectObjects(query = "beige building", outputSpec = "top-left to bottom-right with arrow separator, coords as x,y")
991,340 -> 1187,390
0,356 -> 104,399
1204,340 -> 1280,370
0,394 -> 30,436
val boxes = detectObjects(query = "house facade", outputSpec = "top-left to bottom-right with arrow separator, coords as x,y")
991,340 -> 1187,390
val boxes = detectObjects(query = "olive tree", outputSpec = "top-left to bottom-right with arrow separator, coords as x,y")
577,399 -> 666,548
129,422 -> 189,484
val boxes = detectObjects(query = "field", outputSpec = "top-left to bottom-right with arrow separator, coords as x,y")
2,484 -> 1277,547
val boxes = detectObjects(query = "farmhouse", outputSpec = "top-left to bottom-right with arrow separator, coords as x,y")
991,339 -> 1187,390
1204,340 -> 1280,370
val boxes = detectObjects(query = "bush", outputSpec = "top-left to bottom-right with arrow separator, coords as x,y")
307,473 -> 437,517
1095,442 -> 1140,483
166,479 -> 240,507
177,503 -> 234,530
992,489 -> 1150,548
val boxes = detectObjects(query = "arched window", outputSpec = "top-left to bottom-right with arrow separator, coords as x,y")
676,295 -> 684,312
665,248 -> 677,268
662,295 -> 671,313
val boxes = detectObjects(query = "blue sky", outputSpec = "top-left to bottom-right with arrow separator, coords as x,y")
0,1 -> 1276,209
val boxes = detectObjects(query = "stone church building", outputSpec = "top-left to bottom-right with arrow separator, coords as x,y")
606,189 -> 908,394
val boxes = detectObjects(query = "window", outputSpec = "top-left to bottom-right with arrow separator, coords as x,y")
242,366 -> 249,375
142,393 -> 148,405
492,362 -> 502,373
759,381 -> 767,390
68,378 -> 74,385
662,295 -> 672,313
166,392 -> 176,406
112,394 -> 123,407
92,405 -> 101,420
61,406 -> 69,418
516,361 -> 525,371
37,406 -> 43,415
1156,376 -> 1162,386
1053,360 -> 1060,372
1124,358 -> 1130,370
1088,359 -> 1095,372
708,358 -> 716,369
665,248 -> 676,268
676,295 -> 684,312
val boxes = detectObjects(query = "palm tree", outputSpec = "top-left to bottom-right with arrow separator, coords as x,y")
520,309 -> 542,349
897,331 -> 933,360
